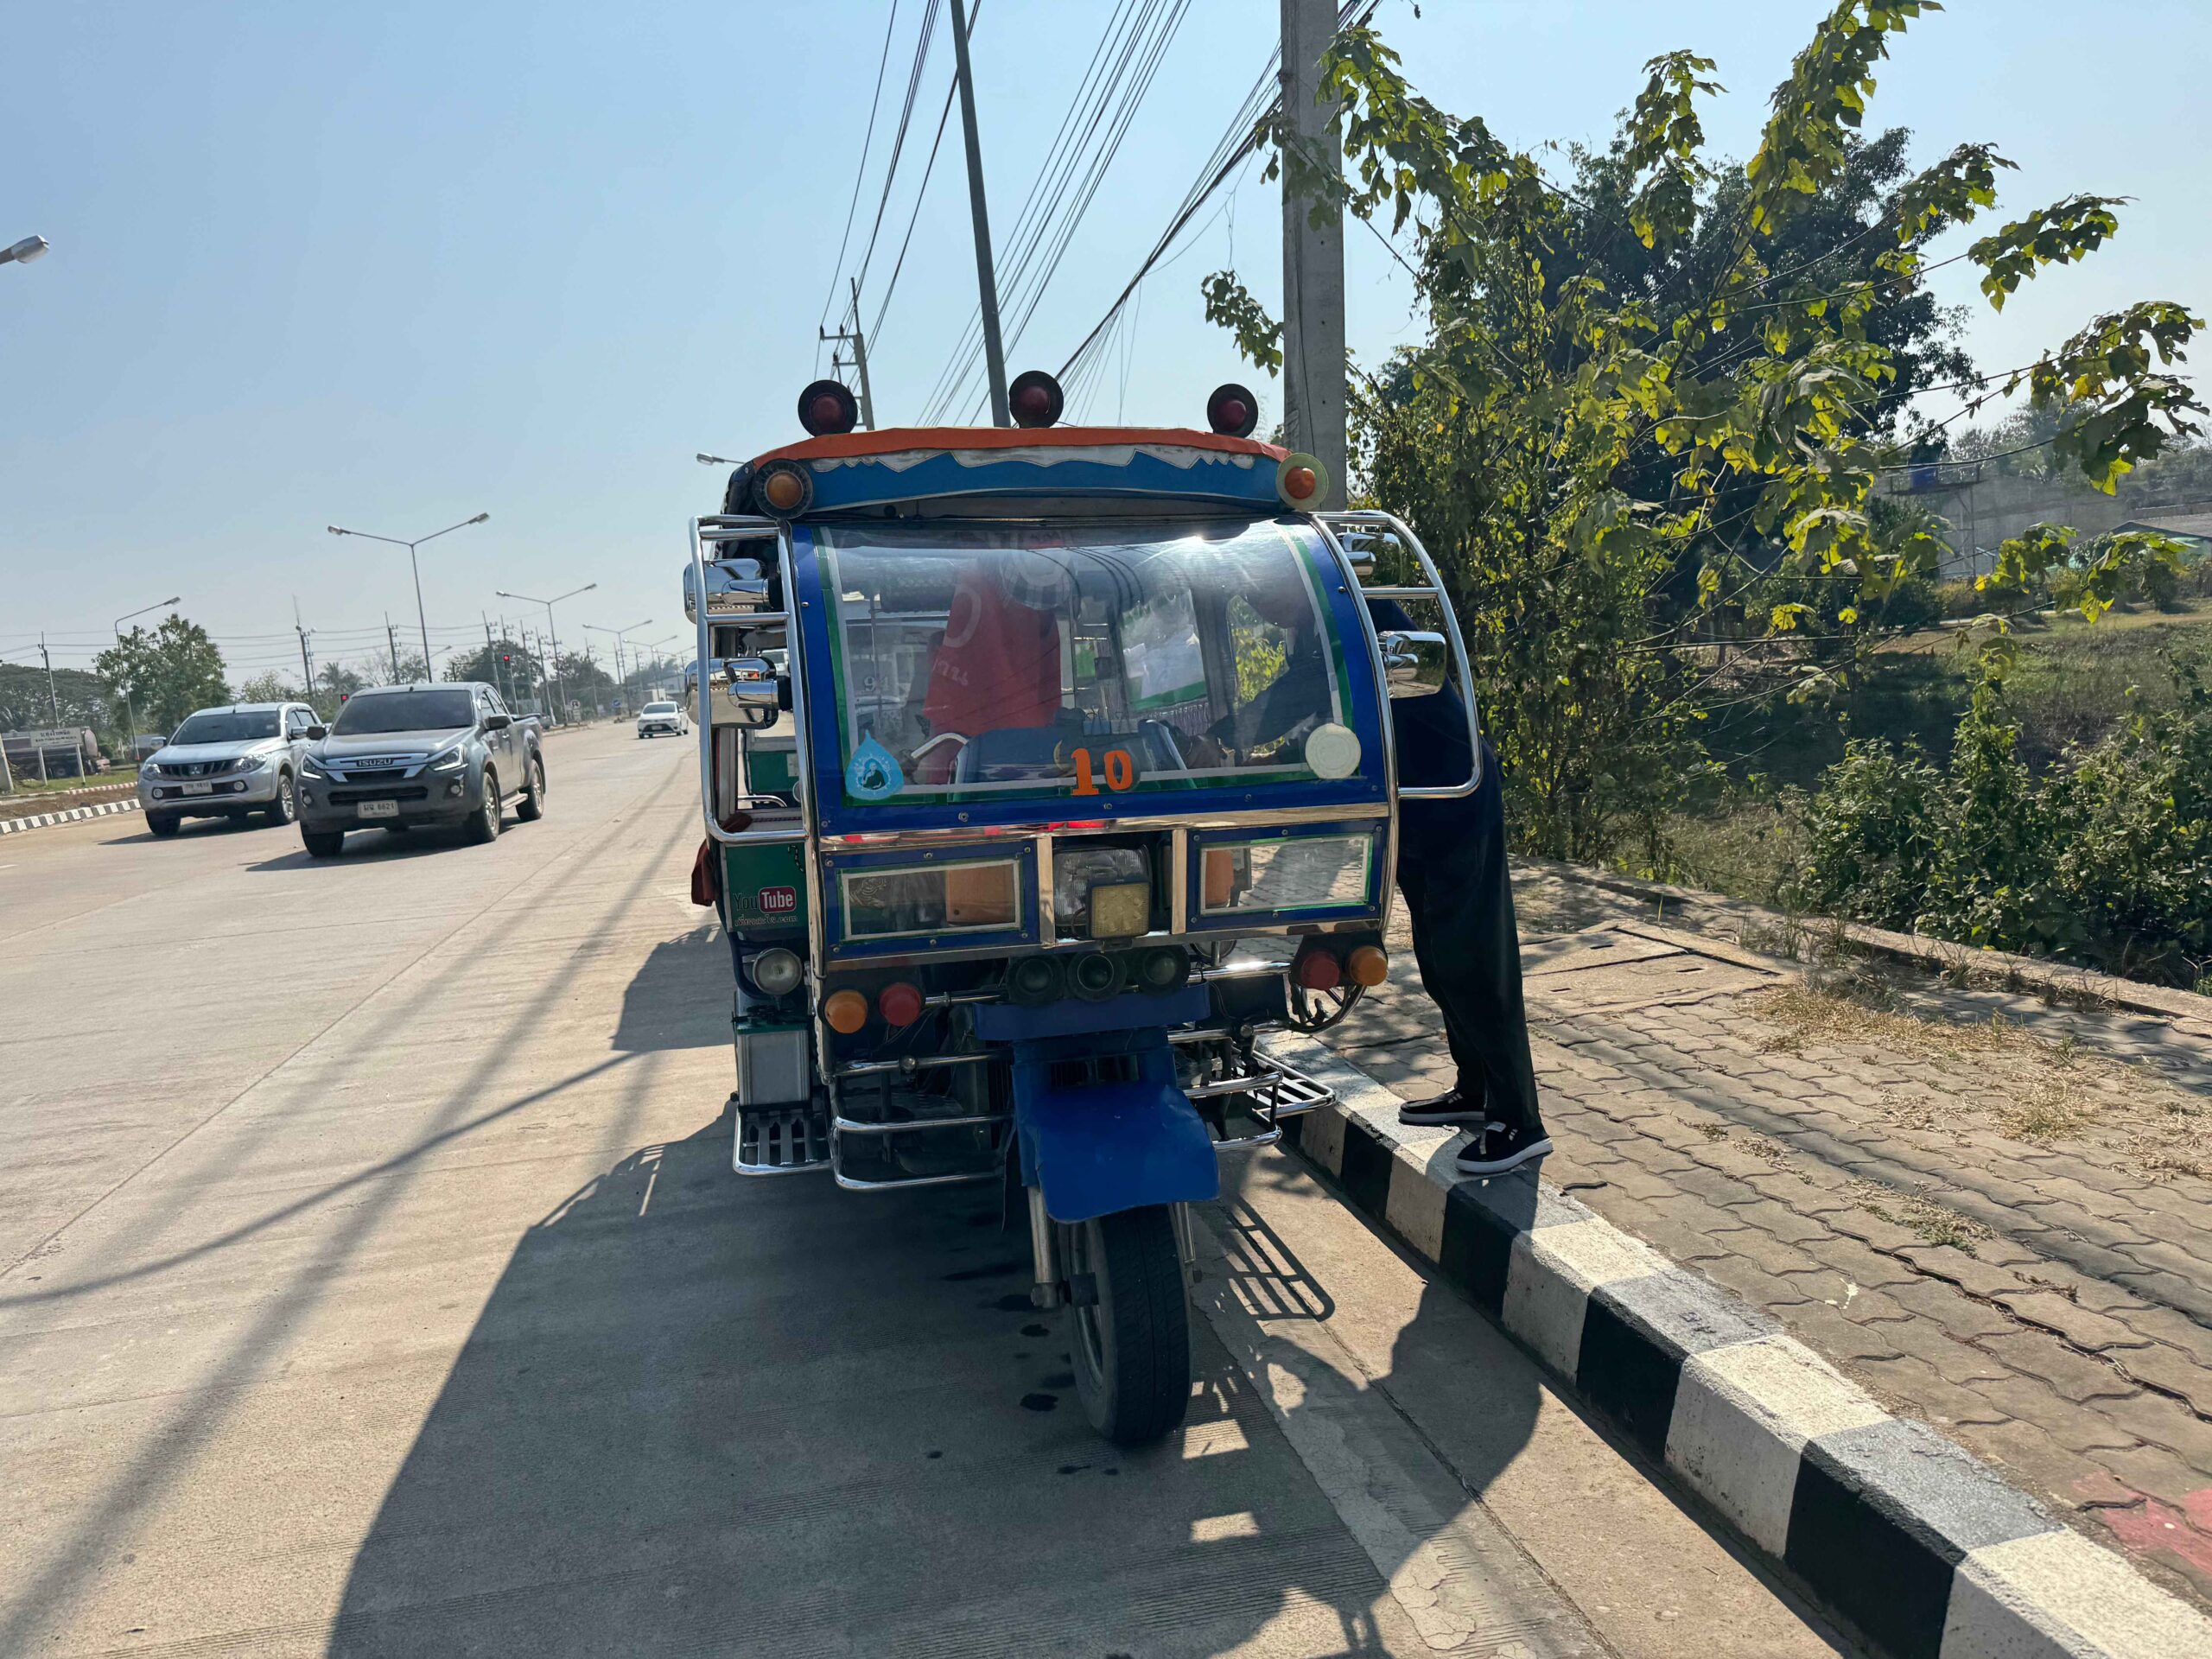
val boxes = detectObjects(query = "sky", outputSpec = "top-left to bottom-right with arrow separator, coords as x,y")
3,0 -> 2206,690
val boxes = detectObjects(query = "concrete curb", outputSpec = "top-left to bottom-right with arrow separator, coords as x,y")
1536,860 -> 2212,1025
0,798 -> 143,836
1262,1031 -> 2212,1659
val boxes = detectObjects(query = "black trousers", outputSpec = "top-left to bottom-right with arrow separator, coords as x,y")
1395,794 -> 1542,1136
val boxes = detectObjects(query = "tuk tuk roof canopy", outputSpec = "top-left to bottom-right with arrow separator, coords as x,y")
747,426 -> 1294,516
750,425 -> 1285,468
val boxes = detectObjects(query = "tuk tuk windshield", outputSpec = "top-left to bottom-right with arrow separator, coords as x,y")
817,518 -> 1355,803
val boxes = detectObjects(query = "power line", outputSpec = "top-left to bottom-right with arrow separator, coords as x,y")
1058,0 -> 1378,396
817,0 -> 906,352
851,0 -> 946,302
921,0 -> 1191,423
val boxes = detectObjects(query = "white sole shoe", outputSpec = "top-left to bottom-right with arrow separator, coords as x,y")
1454,1134 -> 1553,1176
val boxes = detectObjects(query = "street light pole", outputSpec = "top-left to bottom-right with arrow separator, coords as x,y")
583,620 -> 652,717
113,595 -> 181,761
326,513 -> 490,673
497,583 -> 596,724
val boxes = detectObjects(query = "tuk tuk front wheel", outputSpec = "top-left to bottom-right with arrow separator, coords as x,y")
1059,1205 -> 1191,1446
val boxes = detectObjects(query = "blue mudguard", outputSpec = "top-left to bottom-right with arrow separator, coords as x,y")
1009,1027 -> 1219,1224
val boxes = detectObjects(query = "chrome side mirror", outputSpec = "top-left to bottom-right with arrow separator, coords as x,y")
683,556 -> 772,620
692,657 -> 780,728
1379,630 -> 1448,699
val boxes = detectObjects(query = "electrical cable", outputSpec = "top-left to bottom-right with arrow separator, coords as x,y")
818,0 -> 906,354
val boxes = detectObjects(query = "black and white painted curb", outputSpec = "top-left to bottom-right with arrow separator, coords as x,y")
1262,1031 -> 2212,1659
0,797 -> 142,836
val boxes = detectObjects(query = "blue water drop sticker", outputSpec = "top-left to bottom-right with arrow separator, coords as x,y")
846,734 -> 906,801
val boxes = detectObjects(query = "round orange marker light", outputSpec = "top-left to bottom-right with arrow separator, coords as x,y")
823,988 -> 869,1033
760,468 -> 806,512
1346,945 -> 1389,987
879,982 -> 925,1027
1294,949 -> 1342,991
1284,466 -> 1317,501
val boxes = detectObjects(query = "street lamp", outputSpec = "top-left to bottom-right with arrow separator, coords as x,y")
326,512 -> 490,674
583,619 -> 652,717
2,235 -> 49,267
495,583 -> 595,723
114,594 -> 181,760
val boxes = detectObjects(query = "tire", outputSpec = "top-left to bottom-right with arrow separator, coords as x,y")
147,810 -> 181,838
1060,1205 -> 1192,1446
516,753 -> 546,822
464,766 -> 502,844
263,772 -> 296,828
302,829 -> 346,858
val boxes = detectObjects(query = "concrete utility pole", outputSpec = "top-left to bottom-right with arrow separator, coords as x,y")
39,633 -> 59,723
948,0 -> 1010,427
385,614 -> 403,682
819,276 -> 879,430
1280,0 -> 1348,509
294,601 -> 315,706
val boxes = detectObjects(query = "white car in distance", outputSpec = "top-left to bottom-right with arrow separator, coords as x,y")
636,699 -> 689,739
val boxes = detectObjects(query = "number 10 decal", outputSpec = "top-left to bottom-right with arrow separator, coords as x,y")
1069,747 -> 1137,795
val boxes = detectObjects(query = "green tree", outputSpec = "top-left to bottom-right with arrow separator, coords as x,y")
233,671 -> 302,704
1204,0 -> 2202,861
314,659 -> 367,715
96,614 -> 230,734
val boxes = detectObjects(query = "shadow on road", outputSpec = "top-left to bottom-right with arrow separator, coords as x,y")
611,925 -> 728,1052
322,1109 -> 1563,1657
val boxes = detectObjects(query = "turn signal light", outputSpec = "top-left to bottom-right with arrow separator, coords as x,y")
879,981 -> 925,1027
1346,945 -> 1389,987
1294,949 -> 1342,991
759,467 -> 808,512
823,988 -> 869,1033
1285,467 -> 1316,500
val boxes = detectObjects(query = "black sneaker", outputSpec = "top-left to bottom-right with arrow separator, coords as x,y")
1454,1123 -> 1553,1176
1397,1088 -> 1489,1128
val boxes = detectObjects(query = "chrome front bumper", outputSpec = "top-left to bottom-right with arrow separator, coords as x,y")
138,771 -> 282,812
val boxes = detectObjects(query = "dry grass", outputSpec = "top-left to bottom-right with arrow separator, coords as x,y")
1849,1179 -> 1992,1249
1749,974 -> 2212,1173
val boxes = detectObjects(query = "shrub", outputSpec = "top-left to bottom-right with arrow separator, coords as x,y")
1874,576 -> 1944,632
1789,658 -> 2212,987
1783,739 -> 1944,931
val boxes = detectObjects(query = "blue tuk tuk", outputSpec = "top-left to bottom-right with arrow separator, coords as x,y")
685,372 -> 1477,1443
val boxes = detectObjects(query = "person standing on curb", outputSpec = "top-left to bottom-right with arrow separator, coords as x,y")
1372,600 -> 1550,1175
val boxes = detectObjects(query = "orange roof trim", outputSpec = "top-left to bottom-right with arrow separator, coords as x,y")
751,424 -> 1287,468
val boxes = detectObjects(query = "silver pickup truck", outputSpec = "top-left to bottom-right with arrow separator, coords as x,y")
295,682 -> 545,857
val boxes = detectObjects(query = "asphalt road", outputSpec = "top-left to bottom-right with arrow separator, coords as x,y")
0,723 -> 1848,1658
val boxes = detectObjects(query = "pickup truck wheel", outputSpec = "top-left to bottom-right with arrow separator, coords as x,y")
302,829 -> 345,858
516,754 -> 546,822
464,766 -> 502,844
147,811 -> 181,838
263,772 -> 296,827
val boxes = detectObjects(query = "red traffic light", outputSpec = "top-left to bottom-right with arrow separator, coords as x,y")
1008,369 -> 1064,429
1206,382 -> 1259,437
797,379 -> 859,436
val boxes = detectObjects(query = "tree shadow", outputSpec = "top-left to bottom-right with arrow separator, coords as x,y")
323,1111 -> 1561,1657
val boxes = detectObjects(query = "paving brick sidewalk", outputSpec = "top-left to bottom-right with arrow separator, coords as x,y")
1319,861 -> 2212,1614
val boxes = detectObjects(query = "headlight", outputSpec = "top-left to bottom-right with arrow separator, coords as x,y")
749,947 -> 804,997
233,753 -> 269,772
139,761 -> 158,778
300,755 -> 331,779
427,749 -> 467,772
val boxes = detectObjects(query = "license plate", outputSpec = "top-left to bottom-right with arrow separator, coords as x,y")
357,799 -> 400,819
180,781 -> 213,796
